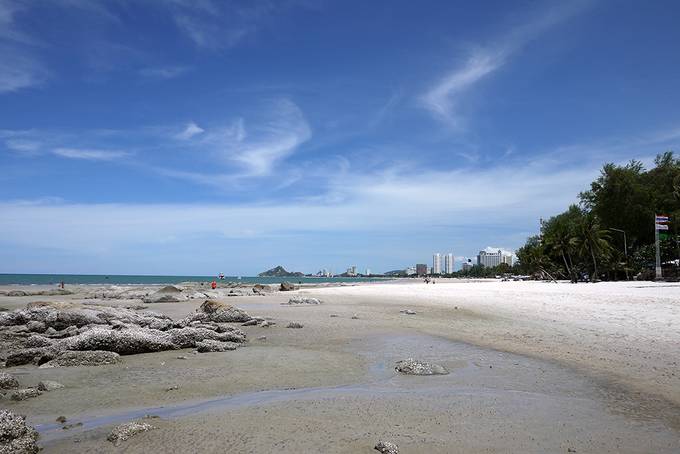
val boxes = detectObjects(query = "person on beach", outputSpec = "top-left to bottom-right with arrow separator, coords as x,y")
211,281 -> 217,289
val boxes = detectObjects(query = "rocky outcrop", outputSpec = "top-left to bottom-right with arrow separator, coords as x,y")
142,285 -> 188,303
286,322 -> 304,329
107,421 -> 155,446
5,347 -> 58,367
0,410 -> 39,454
395,358 -> 448,375
282,297 -> 321,305
0,373 -> 19,390
40,350 -> 121,368
279,282 -> 298,291
258,266 -> 304,277
166,327 -> 246,348
60,326 -> 176,355
196,340 -> 240,352
375,440 -> 399,454
179,301 -> 252,325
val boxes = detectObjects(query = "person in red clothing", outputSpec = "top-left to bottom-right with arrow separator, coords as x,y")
211,280 -> 217,289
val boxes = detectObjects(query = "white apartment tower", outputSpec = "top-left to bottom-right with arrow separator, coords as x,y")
432,253 -> 442,274
444,253 -> 454,274
477,249 -> 513,267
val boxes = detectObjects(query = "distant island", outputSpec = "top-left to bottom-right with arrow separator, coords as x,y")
258,266 -> 305,277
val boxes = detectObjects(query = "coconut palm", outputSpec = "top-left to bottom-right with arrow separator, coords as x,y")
572,213 -> 612,282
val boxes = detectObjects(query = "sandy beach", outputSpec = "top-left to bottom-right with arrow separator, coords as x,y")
1,279 -> 679,453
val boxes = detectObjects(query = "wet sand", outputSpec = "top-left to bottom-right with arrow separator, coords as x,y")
1,280 -> 679,453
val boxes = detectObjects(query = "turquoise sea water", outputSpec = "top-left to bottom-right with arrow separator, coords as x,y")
0,274 -> 390,286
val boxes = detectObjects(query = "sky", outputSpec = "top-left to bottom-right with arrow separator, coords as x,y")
2,0 -> 680,275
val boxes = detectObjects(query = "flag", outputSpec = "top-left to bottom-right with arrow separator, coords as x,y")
655,215 -> 670,223
656,224 -> 669,231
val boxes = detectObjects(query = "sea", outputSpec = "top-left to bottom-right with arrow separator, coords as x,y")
0,274 -> 390,286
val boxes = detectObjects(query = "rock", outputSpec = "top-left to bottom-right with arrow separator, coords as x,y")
26,321 -> 46,333
241,319 -> 258,326
0,373 -> 19,390
351,314 -> 359,319
260,321 -> 271,328
107,421 -> 155,446
5,290 -> 28,297
61,326 -> 176,355
24,335 -> 54,348
0,409 -> 39,454
166,327 -> 246,348
395,358 -> 449,375
55,416 -> 67,424
5,347 -> 58,367
165,385 -> 179,391
40,350 -> 121,368
178,301 -> 252,325
282,297 -> 322,305
37,380 -> 64,391
142,285 -> 187,303
375,440 -> 399,454
195,340 -> 240,353
176,355 -> 187,360
10,388 -> 42,401
400,309 -> 416,315
286,322 -> 304,329
330,314 -> 339,318
279,282 -> 297,291
257,336 -> 267,341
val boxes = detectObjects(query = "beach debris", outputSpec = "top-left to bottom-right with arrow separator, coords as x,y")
40,350 -> 121,368
286,322 -> 304,329
165,385 -> 179,391
176,355 -> 187,360
351,314 -> 359,319
282,297 -> 322,305
257,336 -> 267,341
56,416 -> 67,423
400,309 -> 417,315
0,409 -> 39,454
330,314 -> 339,318
37,380 -> 64,391
279,282 -> 297,291
107,421 -> 156,446
196,340 -> 240,353
10,388 -> 42,401
142,285 -> 188,303
395,358 -> 449,375
0,372 -> 19,390
375,440 -> 399,454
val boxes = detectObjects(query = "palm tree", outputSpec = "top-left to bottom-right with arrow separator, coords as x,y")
572,213 -> 612,282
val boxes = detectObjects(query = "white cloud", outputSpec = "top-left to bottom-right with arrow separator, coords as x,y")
421,1 -> 592,127
139,66 -> 191,79
52,148 -> 129,161
0,47 -> 47,93
176,121 -> 205,140
5,138 -> 41,153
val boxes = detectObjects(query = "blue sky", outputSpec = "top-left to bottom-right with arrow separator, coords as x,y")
2,0 -> 680,275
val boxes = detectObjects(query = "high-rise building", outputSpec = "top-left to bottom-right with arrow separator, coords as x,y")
346,265 -> 357,276
432,253 -> 442,274
365,268 -> 371,276
477,249 -> 513,267
415,264 -> 428,276
444,253 -> 454,274
461,259 -> 473,272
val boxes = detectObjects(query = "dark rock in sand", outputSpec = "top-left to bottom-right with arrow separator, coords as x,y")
241,319 -> 258,326
0,373 -> 19,390
0,409 -> 39,454
282,297 -> 322,305
107,421 -> 155,446
10,388 -> 42,401
195,340 -> 240,352
180,301 -> 252,324
60,326 -> 176,355
37,380 -> 64,391
375,440 -> 399,454
399,309 -> 416,315
40,350 -> 121,368
286,322 -> 304,329
395,358 -> 449,375
279,282 -> 297,291
5,347 -> 58,367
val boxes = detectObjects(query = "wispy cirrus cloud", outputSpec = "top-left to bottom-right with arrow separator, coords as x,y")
52,148 -> 129,161
139,65 -> 191,79
421,1 -> 593,128
175,121 -> 205,140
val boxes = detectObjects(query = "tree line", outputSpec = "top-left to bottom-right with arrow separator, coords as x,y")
515,152 -> 680,281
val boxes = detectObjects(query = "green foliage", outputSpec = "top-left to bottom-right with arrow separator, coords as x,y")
518,152 -> 680,280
